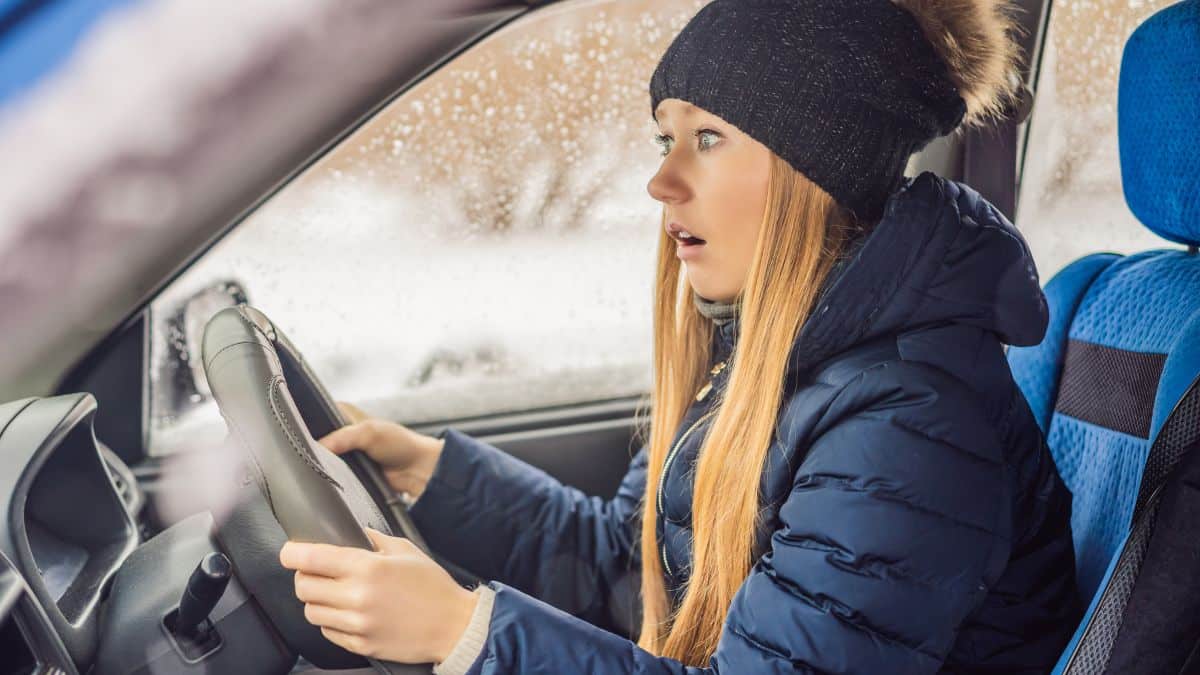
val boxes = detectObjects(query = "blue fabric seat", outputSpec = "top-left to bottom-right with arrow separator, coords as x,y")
1007,1 -> 1200,671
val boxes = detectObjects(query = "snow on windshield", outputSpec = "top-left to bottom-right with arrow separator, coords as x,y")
148,0 -> 708,457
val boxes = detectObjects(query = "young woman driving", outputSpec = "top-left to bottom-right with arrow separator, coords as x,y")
279,1 -> 1082,672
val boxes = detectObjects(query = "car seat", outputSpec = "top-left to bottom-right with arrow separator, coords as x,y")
1006,1 -> 1200,672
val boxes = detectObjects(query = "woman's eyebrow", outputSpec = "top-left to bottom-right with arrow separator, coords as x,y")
653,100 -> 700,123
655,115 -> 718,133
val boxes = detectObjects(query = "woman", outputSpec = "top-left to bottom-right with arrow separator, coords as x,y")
279,1 -> 1082,672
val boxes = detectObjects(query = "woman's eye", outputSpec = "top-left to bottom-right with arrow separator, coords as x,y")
696,129 -> 721,150
654,129 -> 720,157
654,134 -> 673,157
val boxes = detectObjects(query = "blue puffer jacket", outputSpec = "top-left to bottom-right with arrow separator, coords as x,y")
409,172 -> 1081,674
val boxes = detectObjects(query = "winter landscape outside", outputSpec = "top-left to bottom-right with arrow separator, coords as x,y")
148,0 -> 707,456
149,0 -> 1176,458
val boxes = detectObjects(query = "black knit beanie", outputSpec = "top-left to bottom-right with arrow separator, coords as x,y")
649,0 -> 969,222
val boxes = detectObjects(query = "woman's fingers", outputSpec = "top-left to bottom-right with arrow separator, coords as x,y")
280,530 -> 469,664
317,422 -> 372,456
303,602 -> 367,635
320,626 -> 374,657
280,541 -> 366,578
293,571 -> 353,607
336,401 -> 371,424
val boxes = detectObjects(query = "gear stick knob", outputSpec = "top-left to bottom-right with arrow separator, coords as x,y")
175,552 -> 232,639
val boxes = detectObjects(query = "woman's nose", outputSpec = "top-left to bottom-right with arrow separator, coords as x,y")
647,162 -> 689,205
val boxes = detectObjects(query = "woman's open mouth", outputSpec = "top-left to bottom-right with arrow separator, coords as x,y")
666,222 -> 707,247
666,222 -> 706,260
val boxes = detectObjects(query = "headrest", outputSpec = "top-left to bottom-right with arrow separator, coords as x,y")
1118,0 -> 1200,248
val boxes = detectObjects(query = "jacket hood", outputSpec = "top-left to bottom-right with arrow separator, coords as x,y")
716,171 -> 1047,370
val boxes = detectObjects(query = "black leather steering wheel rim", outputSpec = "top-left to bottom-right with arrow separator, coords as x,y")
202,305 -> 432,675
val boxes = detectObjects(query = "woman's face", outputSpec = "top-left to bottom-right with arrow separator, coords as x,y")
647,98 -> 772,303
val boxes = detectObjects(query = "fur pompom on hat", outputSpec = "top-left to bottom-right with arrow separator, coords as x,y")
650,0 -> 1023,221
892,0 -> 1023,125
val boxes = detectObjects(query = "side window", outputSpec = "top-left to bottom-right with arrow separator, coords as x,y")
147,0 -> 707,456
1017,0 -> 1179,278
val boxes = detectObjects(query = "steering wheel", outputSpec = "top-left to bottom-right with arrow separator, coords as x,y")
201,305 -> 432,674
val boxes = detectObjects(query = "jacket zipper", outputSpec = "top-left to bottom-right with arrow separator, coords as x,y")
692,360 -> 728,404
658,360 -> 727,577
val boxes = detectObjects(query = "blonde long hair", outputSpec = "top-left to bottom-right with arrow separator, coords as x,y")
636,153 -> 859,665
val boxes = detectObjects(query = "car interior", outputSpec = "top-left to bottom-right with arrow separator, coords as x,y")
0,0 -> 1197,674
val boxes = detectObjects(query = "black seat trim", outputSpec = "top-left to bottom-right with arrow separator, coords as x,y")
1055,339 -> 1166,438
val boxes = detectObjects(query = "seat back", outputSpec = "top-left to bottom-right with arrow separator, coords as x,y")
1007,2 -> 1200,672
1011,252 -> 1200,594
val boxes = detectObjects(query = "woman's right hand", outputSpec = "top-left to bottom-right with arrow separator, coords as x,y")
317,402 -> 444,501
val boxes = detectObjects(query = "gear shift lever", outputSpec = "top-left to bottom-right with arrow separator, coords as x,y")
175,552 -> 232,639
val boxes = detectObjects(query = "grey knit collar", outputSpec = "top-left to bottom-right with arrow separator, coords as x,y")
692,289 -> 740,326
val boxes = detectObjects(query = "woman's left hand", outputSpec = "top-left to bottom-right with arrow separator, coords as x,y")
279,528 -> 478,664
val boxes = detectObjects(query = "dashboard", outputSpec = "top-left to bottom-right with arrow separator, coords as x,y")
0,394 -> 138,670
0,393 -> 298,675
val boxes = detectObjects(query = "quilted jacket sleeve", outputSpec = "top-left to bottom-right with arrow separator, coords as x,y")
454,361 -> 1014,674
407,428 -> 645,633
